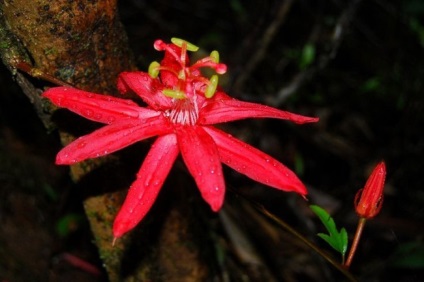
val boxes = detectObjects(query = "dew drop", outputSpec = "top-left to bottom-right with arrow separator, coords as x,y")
77,141 -> 86,148
107,116 -> 116,123
84,109 -> 94,117
95,113 -> 103,119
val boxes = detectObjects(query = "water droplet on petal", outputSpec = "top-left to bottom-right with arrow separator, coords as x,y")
77,141 -> 87,148
84,109 -> 94,117
107,116 -> 116,123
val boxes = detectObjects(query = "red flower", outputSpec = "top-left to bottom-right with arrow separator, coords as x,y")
43,38 -> 318,238
354,161 -> 386,219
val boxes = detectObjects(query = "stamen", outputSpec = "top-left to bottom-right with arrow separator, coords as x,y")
205,75 -> 219,98
180,41 -> 187,70
171,38 -> 199,52
148,61 -> 160,78
163,89 -> 186,99
210,50 -> 220,63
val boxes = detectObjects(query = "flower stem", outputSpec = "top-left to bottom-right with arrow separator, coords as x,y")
345,217 -> 367,268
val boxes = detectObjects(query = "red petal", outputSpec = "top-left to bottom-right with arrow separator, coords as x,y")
200,98 -> 319,125
43,87 -> 158,124
56,115 -> 173,164
204,127 -> 307,196
113,134 -> 179,238
117,72 -> 173,110
176,126 -> 225,211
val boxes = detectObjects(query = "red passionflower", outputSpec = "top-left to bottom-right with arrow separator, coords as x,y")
354,161 -> 386,219
43,38 -> 318,238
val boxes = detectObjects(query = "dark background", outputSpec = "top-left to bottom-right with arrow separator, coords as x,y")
1,0 -> 423,281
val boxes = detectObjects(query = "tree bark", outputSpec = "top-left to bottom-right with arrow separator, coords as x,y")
2,0 -> 133,93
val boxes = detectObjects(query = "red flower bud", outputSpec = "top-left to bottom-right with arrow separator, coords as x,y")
354,162 -> 386,219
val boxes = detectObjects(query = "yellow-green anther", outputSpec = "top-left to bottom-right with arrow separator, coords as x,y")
163,89 -> 186,99
205,75 -> 219,98
171,38 -> 199,52
148,61 -> 160,78
210,50 -> 220,63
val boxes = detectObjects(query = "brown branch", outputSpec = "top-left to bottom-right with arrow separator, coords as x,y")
232,0 -> 294,92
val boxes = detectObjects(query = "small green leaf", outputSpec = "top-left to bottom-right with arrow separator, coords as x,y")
310,205 -> 349,259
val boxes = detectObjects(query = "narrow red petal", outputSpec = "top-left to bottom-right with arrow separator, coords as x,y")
200,98 -> 318,125
204,127 -> 307,196
117,72 -> 173,110
43,87 -> 158,124
56,116 -> 173,164
176,126 -> 225,211
113,134 -> 179,238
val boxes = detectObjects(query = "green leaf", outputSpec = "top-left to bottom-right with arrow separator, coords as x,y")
310,205 -> 349,259
299,43 -> 315,69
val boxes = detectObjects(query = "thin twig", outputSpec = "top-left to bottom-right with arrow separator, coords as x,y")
232,0 -> 294,92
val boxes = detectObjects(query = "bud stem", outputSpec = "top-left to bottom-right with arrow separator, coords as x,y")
345,217 -> 367,268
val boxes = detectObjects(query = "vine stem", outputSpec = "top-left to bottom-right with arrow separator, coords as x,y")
255,204 -> 358,282
345,217 -> 367,268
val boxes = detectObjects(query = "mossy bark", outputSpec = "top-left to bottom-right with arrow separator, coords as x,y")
2,0 -> 133,93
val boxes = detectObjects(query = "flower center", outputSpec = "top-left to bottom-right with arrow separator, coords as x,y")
149,38 -> 227,100
165,95 -> 199,126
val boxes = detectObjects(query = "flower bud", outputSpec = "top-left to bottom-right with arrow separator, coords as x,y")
354,161 -> 386,219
